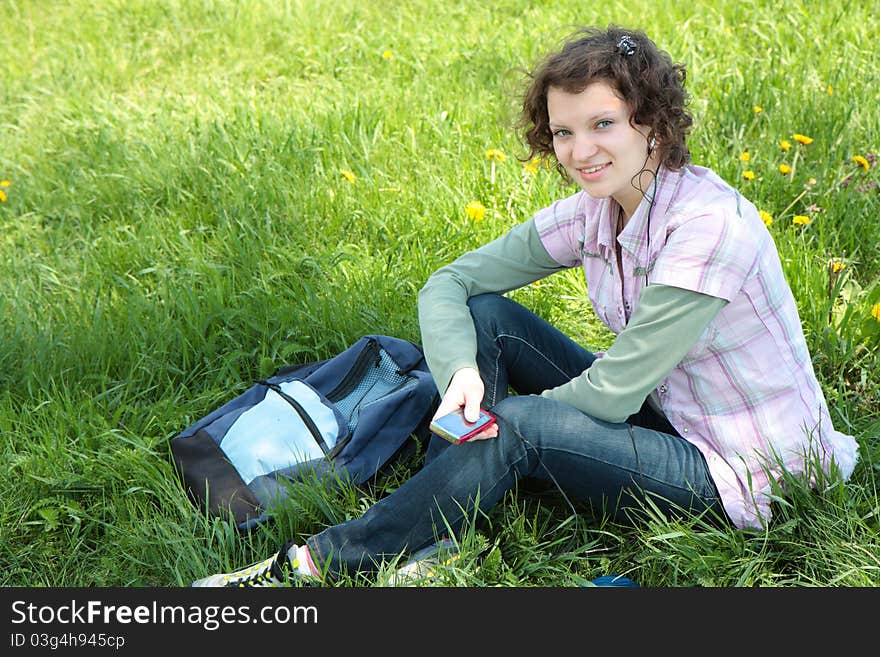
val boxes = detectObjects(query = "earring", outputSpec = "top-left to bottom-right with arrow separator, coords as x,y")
648,136 -> 657,154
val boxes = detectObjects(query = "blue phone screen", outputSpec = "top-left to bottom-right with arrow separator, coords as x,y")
432,409 -> 491,438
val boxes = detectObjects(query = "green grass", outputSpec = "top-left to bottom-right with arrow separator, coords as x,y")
1,0 -> 878,587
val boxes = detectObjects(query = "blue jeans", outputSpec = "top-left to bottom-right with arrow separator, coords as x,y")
307,294 -> 727,577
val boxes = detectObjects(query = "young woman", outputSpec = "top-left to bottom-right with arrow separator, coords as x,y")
194,25 -> 858,587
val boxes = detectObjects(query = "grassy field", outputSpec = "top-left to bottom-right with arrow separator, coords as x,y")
1,0 -> 879,587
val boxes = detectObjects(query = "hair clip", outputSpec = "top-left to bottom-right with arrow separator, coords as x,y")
616,35 -> 637,56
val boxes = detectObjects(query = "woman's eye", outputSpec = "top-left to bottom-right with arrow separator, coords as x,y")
596,120 -> 613,129
552,129 -> 571,137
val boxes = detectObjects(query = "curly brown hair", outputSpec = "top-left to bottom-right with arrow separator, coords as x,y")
519,25 -> 693,176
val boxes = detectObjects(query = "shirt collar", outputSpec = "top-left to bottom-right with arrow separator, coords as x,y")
612,166 -> 682,264
596,197 -> 617,253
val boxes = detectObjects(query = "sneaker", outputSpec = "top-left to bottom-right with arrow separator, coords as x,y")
191,542 -> 296,588
385,538 -> 461,586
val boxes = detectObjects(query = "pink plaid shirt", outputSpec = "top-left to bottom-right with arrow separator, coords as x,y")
534,165 -> 859,529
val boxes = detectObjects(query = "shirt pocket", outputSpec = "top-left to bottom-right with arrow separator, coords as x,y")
584,258 -> 619,330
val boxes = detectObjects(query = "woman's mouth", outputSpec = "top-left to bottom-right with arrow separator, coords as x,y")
578,162 -> 611,179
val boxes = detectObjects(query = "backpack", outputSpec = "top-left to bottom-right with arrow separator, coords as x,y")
170,335 -> 439,530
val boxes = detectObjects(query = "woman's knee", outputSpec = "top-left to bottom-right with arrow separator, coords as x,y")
491,395 -> 612,444
466,293 -> 508,328
490,395 -> 551,431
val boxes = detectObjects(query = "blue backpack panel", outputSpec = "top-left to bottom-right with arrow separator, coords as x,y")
171,335 -> 439,530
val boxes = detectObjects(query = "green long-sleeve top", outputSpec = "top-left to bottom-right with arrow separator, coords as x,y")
417,218 -> 727,424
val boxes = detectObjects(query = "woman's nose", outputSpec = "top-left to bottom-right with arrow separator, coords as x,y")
571,134 -> 598,162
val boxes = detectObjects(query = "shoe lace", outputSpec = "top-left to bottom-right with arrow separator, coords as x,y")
222,554 -> 286,587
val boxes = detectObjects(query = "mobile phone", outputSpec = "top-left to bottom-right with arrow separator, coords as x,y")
429,408 -> 496,444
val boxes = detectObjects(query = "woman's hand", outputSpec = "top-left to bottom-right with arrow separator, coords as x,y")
433,367 -> 499,441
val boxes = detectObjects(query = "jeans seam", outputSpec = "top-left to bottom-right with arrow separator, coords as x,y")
491,342 -> 502,405
535,443 -> 709,498
495,332 -> 575,379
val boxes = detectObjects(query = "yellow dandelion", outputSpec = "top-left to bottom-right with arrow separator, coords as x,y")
853,155 -> 870,171
742,170 -> 756,180
0,179 -> 8,203
759,210 -> 773,226
779,164 -> 792,174
0,180 -> 9,187
485,149 -> 506,162
523,158 -> 540,175
793,134 -> 813,145
753,106 -> 763,114
0,189 -> 5,203
827,85 -> 833,95
792,214 -> 811,226
830,260 -> 846,274
486,149 -> 506,184
340,169 -> 356,184
465,200 -> 486,221
382,50 -> 393,60
780,139 -> 792,151
739,152 -> 751,162
872,302 -> 880,322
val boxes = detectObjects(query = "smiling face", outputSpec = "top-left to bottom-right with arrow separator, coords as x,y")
548,81 -> 658,219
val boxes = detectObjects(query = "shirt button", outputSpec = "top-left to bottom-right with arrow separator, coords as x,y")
659,385 -> 668,394
682,427 -> 689,434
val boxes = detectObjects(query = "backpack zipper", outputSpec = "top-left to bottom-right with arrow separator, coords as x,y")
325,337 -> 381,402
261,381 -> 331,456
258,337 -> 386,459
